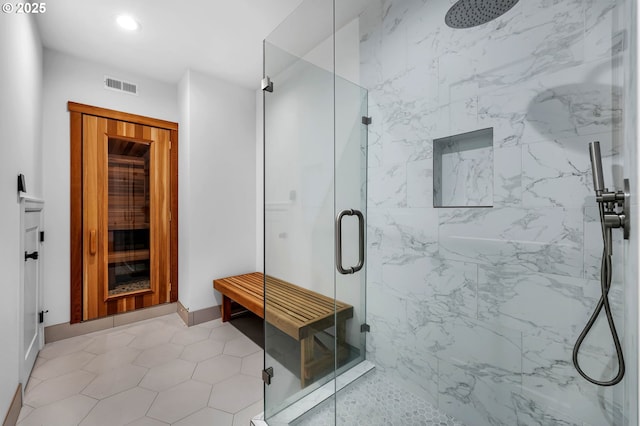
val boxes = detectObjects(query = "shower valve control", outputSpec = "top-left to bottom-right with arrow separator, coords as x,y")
589,141 -> 630,240
595,180 -> 630,240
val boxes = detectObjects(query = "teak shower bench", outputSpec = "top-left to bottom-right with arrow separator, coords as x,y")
213,272 -> 353,386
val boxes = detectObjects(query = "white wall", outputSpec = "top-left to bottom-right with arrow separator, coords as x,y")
179,69 -> 257,312
178,71 -> 193,308
41,49 -> 179,326
0,12 -> 43,418
42,49 -> 257,323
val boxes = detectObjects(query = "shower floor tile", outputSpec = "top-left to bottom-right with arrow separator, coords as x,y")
292,369 -> 465,426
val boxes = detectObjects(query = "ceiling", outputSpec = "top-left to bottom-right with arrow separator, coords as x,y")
35,0 -> 305,89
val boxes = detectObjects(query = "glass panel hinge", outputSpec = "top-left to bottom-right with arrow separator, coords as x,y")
361,323 -> 370,333
362,116 -> 372,125
262,367 -> 274,385
262,77 -> 274,93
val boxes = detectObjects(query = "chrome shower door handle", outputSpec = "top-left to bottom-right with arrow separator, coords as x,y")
335,209 -> 365,275
335,209 -> 350,274
352,209 -> 365,273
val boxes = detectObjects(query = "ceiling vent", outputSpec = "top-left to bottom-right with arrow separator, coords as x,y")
104,76 -> 138,95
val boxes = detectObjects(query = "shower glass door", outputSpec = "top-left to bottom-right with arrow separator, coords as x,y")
263,0 -> 336,419
334,75 -> 369,424
263,0 -> 368,422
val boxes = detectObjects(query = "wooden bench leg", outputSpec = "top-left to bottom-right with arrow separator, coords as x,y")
221,295 -> 232,322
300,336 -> 314,388
336,321 -> 349,364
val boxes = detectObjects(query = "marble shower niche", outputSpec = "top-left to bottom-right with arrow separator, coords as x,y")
433,128 -> 493,207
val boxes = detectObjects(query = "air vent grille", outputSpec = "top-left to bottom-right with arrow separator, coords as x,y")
105,77 -> 122,90
104,76 -> 138,95
122,81 -> 137,94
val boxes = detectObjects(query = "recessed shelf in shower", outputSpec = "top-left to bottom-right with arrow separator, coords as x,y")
433,127 -> 494,208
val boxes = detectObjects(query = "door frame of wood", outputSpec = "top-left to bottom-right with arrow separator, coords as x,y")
69,102 -> 179,324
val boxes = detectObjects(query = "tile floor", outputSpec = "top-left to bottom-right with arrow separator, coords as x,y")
291,370 -> 465,426
17,313 -> 264,426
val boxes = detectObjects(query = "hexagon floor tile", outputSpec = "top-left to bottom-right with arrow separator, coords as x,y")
173,407 -> 233,426
82,363 -> 147,399
17,313 -> 265,426
291,370 -> 466,426
139,358 -> 196,392
147,380 -> 212,423
171,326 -> 211,346
192,354 -> 242,385
17,312 -> 470,426
209,374 -> 262,414
84,332 -> 135,355
180,338 -> 225,363
223,336 -> 262,357
24,370 -> 95,408
134,342 -> 184,368
30,350 -> 95,381
18,395 -> 97,426
79,387 -> 157,426
209,323 -> 244,341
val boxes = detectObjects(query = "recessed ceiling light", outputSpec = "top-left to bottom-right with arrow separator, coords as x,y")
116,15 -> 140,31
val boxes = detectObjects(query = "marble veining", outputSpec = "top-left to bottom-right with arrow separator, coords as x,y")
438,207 -> 584,278
433,128 -> 493,207
361,0 -> 630,425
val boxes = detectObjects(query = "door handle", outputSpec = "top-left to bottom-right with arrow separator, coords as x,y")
335,209 -> 365,275
89,229 -> 97,255
24,251 -> 39,261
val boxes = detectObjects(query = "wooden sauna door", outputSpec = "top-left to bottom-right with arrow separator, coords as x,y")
82,115 -> 171,320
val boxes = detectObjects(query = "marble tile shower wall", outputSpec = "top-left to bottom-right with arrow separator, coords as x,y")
360,0 -> 628,425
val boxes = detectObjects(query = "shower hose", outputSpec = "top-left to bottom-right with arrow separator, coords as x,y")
572,204 -> 625,386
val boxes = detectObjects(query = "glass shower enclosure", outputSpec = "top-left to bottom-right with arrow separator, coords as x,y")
263,0 -> 638,425
263,0 -> 368,421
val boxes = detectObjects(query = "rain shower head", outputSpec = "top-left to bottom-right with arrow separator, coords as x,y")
445,0 -> 519,29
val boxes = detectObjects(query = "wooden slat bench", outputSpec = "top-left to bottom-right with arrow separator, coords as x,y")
213,272 -> 353,387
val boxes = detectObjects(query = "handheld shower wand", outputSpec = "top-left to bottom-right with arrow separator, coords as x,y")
589,141 -> 606,195
573,141 -> 630,387
589,142 -> 613,257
